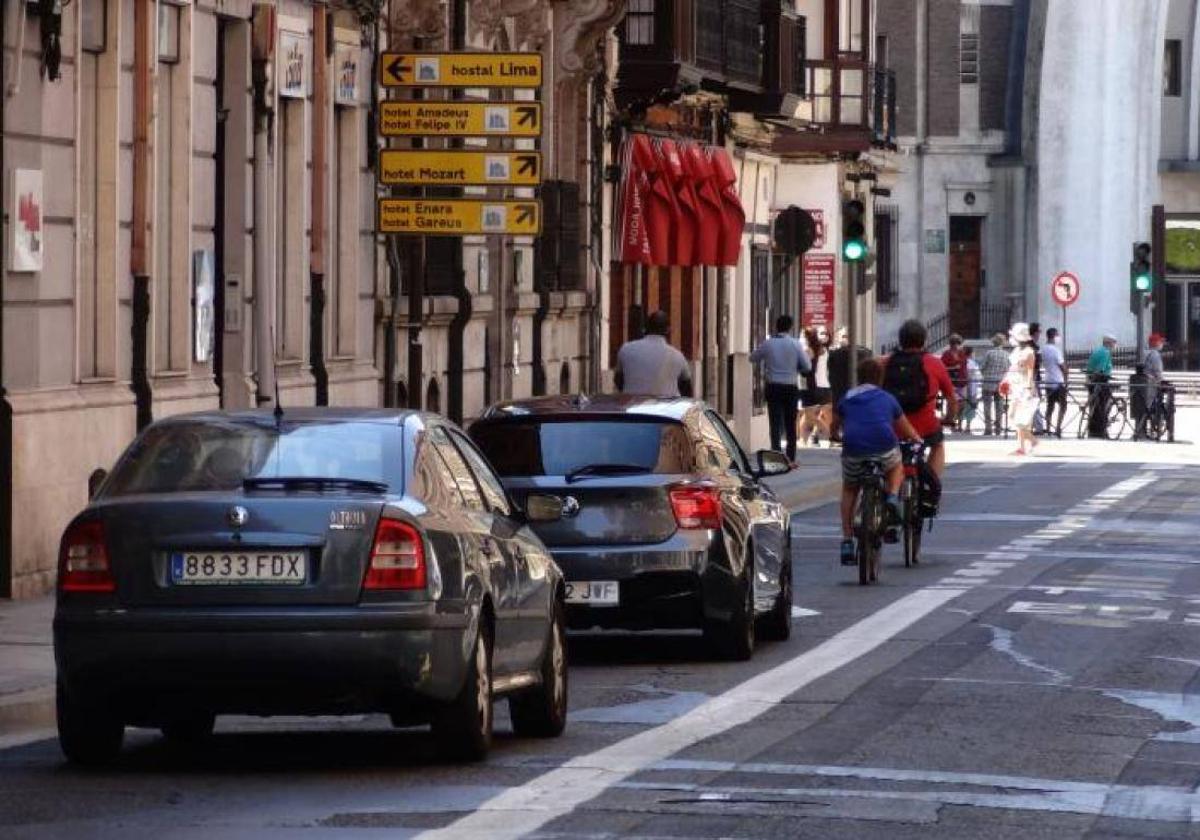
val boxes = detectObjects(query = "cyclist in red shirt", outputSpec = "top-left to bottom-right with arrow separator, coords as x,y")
883,319 -> 959,478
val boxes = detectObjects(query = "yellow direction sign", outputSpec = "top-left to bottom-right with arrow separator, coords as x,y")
379,150 -> 541,187
379,101 -> 542,137
378,199 -> 541,236
380,52 -> 543,88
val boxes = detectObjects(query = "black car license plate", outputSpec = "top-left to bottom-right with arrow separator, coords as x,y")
170,551 -> 307,585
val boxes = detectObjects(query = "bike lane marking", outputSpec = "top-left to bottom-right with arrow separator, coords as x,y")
416,471 -> 1160,840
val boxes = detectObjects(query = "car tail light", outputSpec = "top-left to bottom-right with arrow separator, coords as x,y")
59,520 -> 115,593
365,517 -> 427,590
669,484 -> 723,530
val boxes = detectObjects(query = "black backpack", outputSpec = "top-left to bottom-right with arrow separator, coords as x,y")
884,351 -> 929,414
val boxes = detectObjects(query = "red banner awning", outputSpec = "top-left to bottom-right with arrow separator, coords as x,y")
615,135 -> 745,268
709,147 -> 745,267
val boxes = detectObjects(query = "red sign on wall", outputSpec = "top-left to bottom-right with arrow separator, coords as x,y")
806,209 -> 826,249
802,253 -> 836,329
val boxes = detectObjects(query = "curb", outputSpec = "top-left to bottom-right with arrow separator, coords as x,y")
0,686 -> 55,740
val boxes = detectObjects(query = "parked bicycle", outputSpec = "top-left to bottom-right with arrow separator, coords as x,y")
1077,381 -> 1131,440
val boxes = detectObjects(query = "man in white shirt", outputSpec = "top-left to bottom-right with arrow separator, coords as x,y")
614,310 -> 693,399
1041,327 -> 1068,438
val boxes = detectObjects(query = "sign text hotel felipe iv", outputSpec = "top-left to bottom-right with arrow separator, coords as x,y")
377,52 -> 543,237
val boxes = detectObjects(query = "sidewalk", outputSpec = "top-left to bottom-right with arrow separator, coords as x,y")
0,595 -> 55,738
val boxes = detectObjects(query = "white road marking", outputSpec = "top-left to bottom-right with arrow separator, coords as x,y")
415,585 -> 969,840
790,607 -> 821,619
416,470 -> 1165,839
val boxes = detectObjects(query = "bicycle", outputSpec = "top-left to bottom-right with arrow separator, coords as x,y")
1136,382 -> 1172,442
1077,382 -> 1130,440
899,441 -> 928,568
852,457 -> 889,585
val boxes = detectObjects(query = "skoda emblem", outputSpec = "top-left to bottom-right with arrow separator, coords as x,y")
228,505 -> 249,528
560,496 -> 581,519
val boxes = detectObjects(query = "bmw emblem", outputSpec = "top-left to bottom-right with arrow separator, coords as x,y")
228,505 -> 249,528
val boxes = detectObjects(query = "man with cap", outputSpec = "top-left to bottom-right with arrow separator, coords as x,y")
1084,333 -> 1118,438
1135,333 -> 1167,439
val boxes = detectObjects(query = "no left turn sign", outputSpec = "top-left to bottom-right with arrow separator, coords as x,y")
1051,271 -> 1080,307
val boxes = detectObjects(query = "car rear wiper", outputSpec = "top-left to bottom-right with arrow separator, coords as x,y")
565,463 -> 652,484
243,476 -> 389,494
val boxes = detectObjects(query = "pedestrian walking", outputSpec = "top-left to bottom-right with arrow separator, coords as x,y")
1041,327 -> 1068,438
882,319 -> 958,480
963,346 -> 982,432
614,310 -> 694,399
1029,322 -> 1045,434
749,314 -> 812,461
827,336 -> 874,440
798,326 -> 832,447
1005,322 -> 1039,456
831,356 -> 922,565
940,335 -> 969,407
980,333 -> 1009,435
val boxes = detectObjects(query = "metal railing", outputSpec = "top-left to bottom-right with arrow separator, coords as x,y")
979,303 -> 1014,339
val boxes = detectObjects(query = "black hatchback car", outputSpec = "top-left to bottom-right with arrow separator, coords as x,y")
471,396 -> 794,660
54,408 -> 568,764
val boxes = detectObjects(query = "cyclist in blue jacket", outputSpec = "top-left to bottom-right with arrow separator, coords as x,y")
831,356 -> 923,566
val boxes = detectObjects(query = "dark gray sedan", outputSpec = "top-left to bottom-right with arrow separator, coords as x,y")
471,396 -> 794,661
53,409 -> 567,765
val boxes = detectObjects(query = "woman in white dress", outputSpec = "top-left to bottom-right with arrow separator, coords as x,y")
1006,322 -> 1039,456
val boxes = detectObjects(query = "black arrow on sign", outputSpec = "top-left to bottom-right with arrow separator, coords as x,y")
386,56 -> 410,82
517,205 -> 536,226
517,155 -> 538,176
516,105 -> 538,127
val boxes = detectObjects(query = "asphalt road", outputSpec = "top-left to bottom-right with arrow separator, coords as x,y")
4,452 -> 1200,838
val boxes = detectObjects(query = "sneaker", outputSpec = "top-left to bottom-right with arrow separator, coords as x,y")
839,539 -> 855,566
885,494 -> 903,525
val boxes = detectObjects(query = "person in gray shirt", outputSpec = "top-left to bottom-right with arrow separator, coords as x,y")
750,315 -> 812,461
614,310 -> 693,399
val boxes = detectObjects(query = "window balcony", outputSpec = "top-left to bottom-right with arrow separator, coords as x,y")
775,59 -> 895,152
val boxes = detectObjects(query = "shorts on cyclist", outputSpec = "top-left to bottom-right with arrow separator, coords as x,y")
841,447 -> 901,487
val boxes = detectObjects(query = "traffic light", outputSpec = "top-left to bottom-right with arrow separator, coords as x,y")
1132,242 -> 1152,293
773,206 -> 817,257
842,199 -> 867,262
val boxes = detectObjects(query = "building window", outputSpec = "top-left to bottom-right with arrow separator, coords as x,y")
960,33 -> 979,84
625,0 -> 655,46
874,204 -> 898,308
838,0 -> 863,54
1165,40 -> 1183,97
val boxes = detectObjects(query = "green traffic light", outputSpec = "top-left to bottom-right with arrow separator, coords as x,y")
1134,273 -> 1152,292
843,239 -> 868,262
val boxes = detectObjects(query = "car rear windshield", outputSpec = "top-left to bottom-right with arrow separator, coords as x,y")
471,419 -> 693,477
103,420 -> 403,496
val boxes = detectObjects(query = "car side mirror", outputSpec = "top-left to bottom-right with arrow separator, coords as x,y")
524,493 -> 565,523
754,450 -> 793,478
88,468 -> 108,500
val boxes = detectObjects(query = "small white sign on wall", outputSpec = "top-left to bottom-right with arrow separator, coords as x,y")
278,31 -> 309,99
11,169 -> 43,272
334,42 -> 361,105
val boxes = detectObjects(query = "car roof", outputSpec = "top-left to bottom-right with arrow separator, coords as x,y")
475,394 -> 700,422
151,407 -> 420,427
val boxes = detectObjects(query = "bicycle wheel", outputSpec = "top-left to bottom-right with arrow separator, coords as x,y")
901,478 -> 920,568
1146,402 -> 1167,442
856,487 -> 876,586
1106,398 -> 1128,440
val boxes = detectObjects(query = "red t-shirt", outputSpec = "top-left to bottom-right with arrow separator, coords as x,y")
910,353 -> 957,437
941,348 -> 967,387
